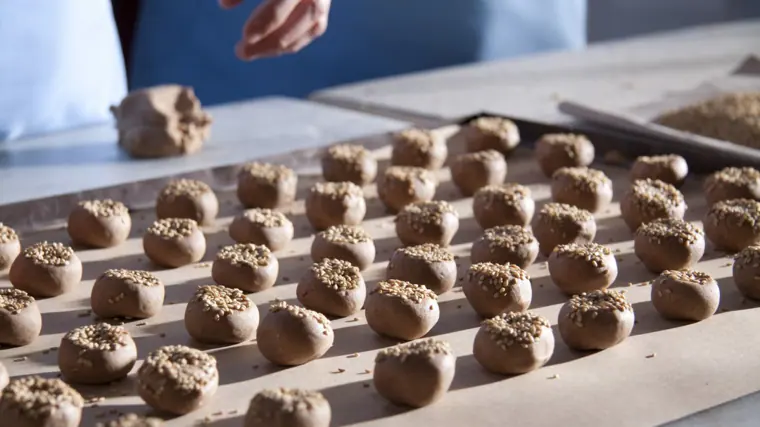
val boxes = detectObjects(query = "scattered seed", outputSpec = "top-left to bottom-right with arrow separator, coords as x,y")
547,374 -> 560,380
347,353 -> 359,358
646,353 -> 656,359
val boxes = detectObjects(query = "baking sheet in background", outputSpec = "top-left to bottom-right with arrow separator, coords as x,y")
2,131 -> 759,427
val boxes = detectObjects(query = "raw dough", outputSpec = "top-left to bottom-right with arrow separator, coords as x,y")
535,133 -> 594,178
0,288 -> 42,346
237,162 -> 298,209
0,223 -> 21,270
395,201 -> 459,247
257,301 -> 334,366
470,224 -> 540,269
651,270 -> 719,322
620,179 -> 686,232
296,258 -> 366,317
634,218 -> 705,273
184,285 -> 259,344
305,182 -> 366,231
377,166 -> 437,213
67,199 -> 131,248
532,203 -> 596,257
142,218 -> 206,268
703,166 -> 760,206
386,243 -> 457,295
211,244 -> 279,292
311,225 -> 375,271
463,262 -> 532,318
463,116 -> 520,156
630,154 -> 688,188
550,167 -> 613,213
9,241 -> 82,297
450,149 -> 507,196
58,323 -> 137,384
156,179 -> 219,226
390,128 -> 447,170
244,388 -> 331,427
321,144 -> 377,186
558,289 -> 634,351
703,198 -> 760,252
0,376 -> 83,427
472,183 -> 535,229
473,312 -> 554,375
229,208 -> 294,252
548,242 -> 618,295
365,280 -> 439,341
733,246 -> 760,300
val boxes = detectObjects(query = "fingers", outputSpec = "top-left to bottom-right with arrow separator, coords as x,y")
241,0 -> 301,44
218,0 -> 243,9
236,17 -> 326,60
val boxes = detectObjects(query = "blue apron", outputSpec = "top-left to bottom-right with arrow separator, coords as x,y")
131,0 -> 587,105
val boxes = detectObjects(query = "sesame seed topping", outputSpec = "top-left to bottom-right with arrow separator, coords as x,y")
311,182 -> 363,199
538,133 -> 590,151
0,288 -> 34,313
1,376 -> 83,419
269,301 -> 332,330
635,154 -> 683,166
371,279 -> 437,304
384,166 -> 434,183
0,223 -> 18,244
482,312 -> 551,348
627,179 -> 684,211
538,203 -> 593,223
474,183 -> 531,206
159,179 -> 212,200
79,199 -> 128,218
191,285 -> 252,318
22,241 -> 74,266
481,225 -> 536,250
706,167 -> 760,188
468,262 -> 529,299
468,116 -> 518,138
395,243 -> 454,262
376,338 -> 452,362
102,269 -> 161,287
393,128 -> 438,152
636,218 -> 703,244
64,323 -> 131,351
661,269 -> 713,285
139,345 -> 217,393
456,149 -> 503,163
240,208 -> 288,227
96,413 -> 164,427
326,144 -> 371,162
248,388 -> 327,420
217,243 -> 272,267
707,199 -> 760,231
310,258 -> 362,291
146,218 -> 197,239
397,201 -> 458,230
240,162 -> 295,184
734,245 -> 760,266
552,167 -> 611,191
553,242 -> 613,266
566,290 -> 631,327
318,225 -> 371,244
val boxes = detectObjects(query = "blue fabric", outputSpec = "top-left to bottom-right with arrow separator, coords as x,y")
0,0 -> 126,141
131,0 -> 587,105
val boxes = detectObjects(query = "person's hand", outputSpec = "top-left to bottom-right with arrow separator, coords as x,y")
220,0 -> 331,61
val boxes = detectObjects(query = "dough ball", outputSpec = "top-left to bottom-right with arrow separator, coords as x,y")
704,166 -> 760,206
0,288 -> 42,346
156,179 -> 218,226
463,117 -> 520,156
67,199 -> 131,248
551,167 -> 613,213
0,376 -> 83,427
58,323 -> 137,384
9,241 -> 82,298
244,388 -> 331,427
620,179 -> 686,232
535,133 -> 595,178
296,258 -> 366,317
390,128 -> 447,170
651,270 -> 719,321
0,363 -> 7,393
473,312 -> 554,375
386,243 -> 456,295
237,162 -> 298,209
142,218 -> 206,268
463,262 -> 532,318
137,345 -> 218,415
365,279 -> 439,341
532,203 -> 596,257
184,285 -> 259,344
703,198 -> 760,252
257,301 -> 334,366
96,414 -> 164,427
211,244 -> 279,293
395,201 -> 459,247
450,149 -> 507,196
0,224 -> 21,270
305,182 -> 366,231
470,225 -> 539,269
548,242 -> 617,295
733,246 -> 760,300
229,208 -> 294,252
634,218 -> 705,273
472,183 -> 535,229
630,154 -> 688,188
311,225 -> 375,271
377,166 -> 437,213
321,143 -> 377,186
558,290 -> 634,351
91,269 -> 165,319
111,85 -> 212,158
374,339 -> 455,408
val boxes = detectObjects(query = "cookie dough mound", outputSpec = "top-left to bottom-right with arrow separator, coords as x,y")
0,376 -> 83,427
111,85 -> 212,158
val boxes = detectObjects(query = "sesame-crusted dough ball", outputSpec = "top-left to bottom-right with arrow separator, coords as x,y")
321,143 -> 378,186
463,117 -> 520,156
548,242 -> 617,295
311,225 -> 375,271
0,288 -> 42,346
229,208 -> 294,252
634,218 -> 705,273
0,224 -> 21,271
244,388 -> 331,427
96,413 -> 164,427
156,179 -> 218,226
365,280 -> 439,341
67,199 -> 131,248
0,376 -> 83,427
0,362 -> 7,393
651,270 -> 719,321
377,166 -> 437,213
237,162 -> 298,209
535,133 -> 595,178
143,218 -> 206,268
551,167 -> 613,213
184,285 -> 259,344
463,262 -> 532,318
305,182 -> 366,231
558,290 -> 634,351
733,246 -> 760,300
395,201 -> 459,247
473,312 -> 554,375
374,339 -> 456,408
211,244 -> 279,293
704,166 -> 760,206
296,259 -> 366,317
91,269 -> 165,319
257,301 -> 334,366
470,225 -> 539,269
630,154 -> 688,188
390,128 -> 447,170
137,345 -> 218,415
58,323 -> 137,384
450,149 -> 507,197
472,183 -> 535,229
703,199 -> 760,253
386,244 -> 456,295
532,203 -> 596,257
9,241 -> 82,298
620,179 -> 686,232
